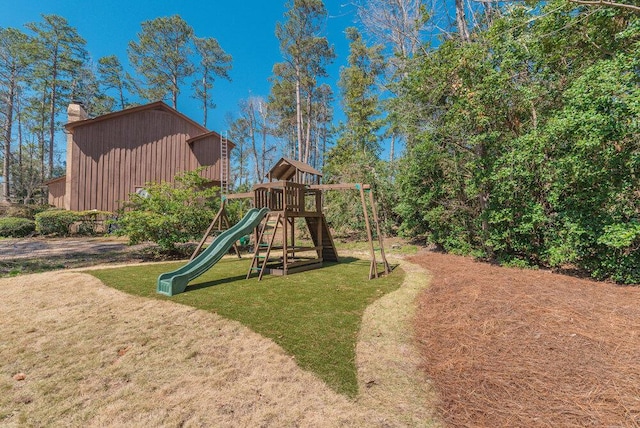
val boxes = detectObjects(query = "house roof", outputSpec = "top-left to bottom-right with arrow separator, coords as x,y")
65,101 -> 206,131
65,101 -> 236,149
187,131 -> 235,150
267,157 -> 323,181
44,176 -> 66,185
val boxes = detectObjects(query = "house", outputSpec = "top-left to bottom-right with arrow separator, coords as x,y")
47,101 -> 233,212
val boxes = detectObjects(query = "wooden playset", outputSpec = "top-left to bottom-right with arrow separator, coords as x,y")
191,158 -> 390,280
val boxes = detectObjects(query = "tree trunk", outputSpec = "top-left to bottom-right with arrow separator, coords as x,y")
390,134 -> 395,163
172,73 -> 179,109
17,93 -> 23,202
248,103 -> 260,182
202,76 -> 208,127
455,0 -> 471,42
48,69 -> 57,180
261,124 -> 268,183
295,65 -> 303,162
474,142 -> 490,250
303,91 -> 313,165
39,90 -> 46,185
2,82 -> 14,202
119,83 -> 126,110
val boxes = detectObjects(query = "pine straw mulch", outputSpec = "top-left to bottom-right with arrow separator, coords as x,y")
409,250 -> 640,428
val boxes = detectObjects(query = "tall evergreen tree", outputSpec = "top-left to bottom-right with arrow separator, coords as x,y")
0,27 -> 31,201
324,28 -> 386,235
337,27 -> 384,158
271,0 -> 335,164
26,14 -> 87,180
193,37 -> 232,127
97,55 -> 132,110
128,15 -> 195,109
72,64 -> 114,116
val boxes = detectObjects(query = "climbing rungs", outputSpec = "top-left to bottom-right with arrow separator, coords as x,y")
247,212 -> 282,280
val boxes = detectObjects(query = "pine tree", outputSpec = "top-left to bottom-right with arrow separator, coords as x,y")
97,55 -> 132,110
0,27 -> 31,201
271,0 -> 335,164
128,15 -> 195,109
193,37 -> 232,127
26,14 -> 87,180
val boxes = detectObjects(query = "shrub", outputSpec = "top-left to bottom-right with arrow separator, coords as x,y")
112,169 -> 220,252
75,211 -> 112,235
35,210 -> 82,236
34,209 -> 112,236
0,217 -> 36,237
0,204 -> 50,220
7,205 -> 50,219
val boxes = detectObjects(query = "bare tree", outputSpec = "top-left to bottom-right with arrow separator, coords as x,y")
355,0 -> 429,162
455,0 -> 471,42
273,0 -> 335,164
568,0 -> 640,12
356,0 -> 427,60
232,97 -> 276,184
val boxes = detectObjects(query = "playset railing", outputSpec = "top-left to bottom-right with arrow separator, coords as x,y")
253,182 -> 313,213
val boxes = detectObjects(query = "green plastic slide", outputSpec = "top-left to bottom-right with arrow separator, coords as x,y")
157,207 -> 269,296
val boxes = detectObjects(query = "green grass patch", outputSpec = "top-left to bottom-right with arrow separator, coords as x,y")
88,257 -> 403,397
334,239 -> 419,255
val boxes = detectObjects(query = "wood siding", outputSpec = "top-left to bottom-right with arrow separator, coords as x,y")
190,133 -> 223,182
67,108 -> 225,212
47,177 -> 66,208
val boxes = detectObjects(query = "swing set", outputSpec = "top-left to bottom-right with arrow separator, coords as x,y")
191,158 -> 390,280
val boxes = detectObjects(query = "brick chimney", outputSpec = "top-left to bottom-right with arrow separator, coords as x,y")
67,101 -> 88,123
64,102 -> 88,209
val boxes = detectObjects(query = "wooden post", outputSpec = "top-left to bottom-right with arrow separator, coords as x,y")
358,184 -> 378,279
368,189 -> 390,275
283,211 -> 288,275
289,216 -> 295,260
190,198 -> 241,261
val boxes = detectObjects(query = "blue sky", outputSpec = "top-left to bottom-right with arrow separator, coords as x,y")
0,0 -> 358,138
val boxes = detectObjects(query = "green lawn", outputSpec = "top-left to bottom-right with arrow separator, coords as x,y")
88,257 -> 403,397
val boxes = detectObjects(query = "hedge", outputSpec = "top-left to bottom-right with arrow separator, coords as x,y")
0,204 -> 50,220
0,217 -> 36,238
34,210 -> 112,236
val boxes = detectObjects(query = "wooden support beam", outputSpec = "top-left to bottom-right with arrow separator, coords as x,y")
358,184 -> 378,279
190,200 -> 241,261
308,183 -> 371,191
225,191 -> 254,200
368,188 -> 391,275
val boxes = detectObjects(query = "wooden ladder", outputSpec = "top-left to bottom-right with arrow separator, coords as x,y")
220,132 -> 229,194
247,212 -> 282,281
358,184 -> 390,279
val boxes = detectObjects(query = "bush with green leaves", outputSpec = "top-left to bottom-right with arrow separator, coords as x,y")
0,217 -> 36,237
0,204 -> 50,220
34,209 -> 112,236
393,3 -> 639,283
35,210 -> 82,236
112,169 -> 220,252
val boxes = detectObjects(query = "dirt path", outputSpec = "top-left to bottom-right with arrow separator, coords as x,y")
0,256 -> 434,427
410,250 -> 640,428
0,237 -> 133,260
0,237 -> 160,276
357,258 -> 440,427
